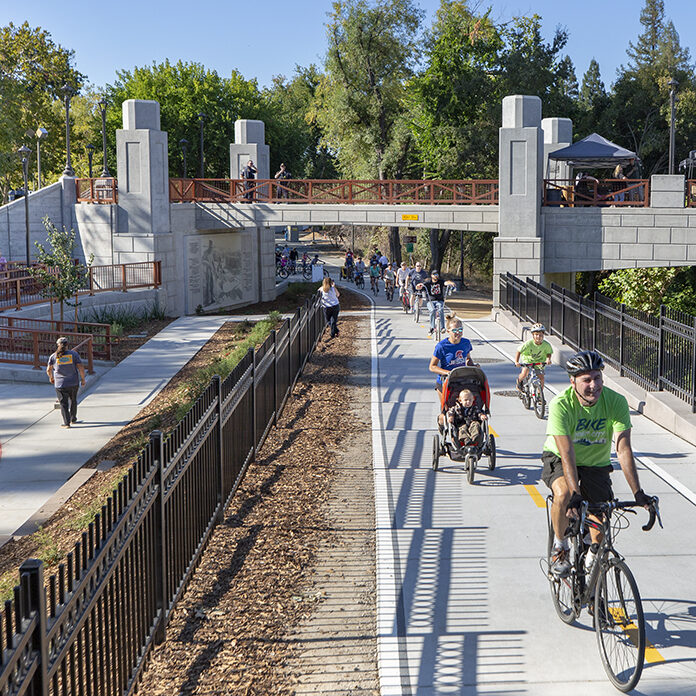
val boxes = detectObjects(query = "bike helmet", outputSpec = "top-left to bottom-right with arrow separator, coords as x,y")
530,323 -> 546,333
566,350 -> 604,376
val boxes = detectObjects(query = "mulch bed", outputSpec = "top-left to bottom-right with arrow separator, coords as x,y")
135,314 -> 368,694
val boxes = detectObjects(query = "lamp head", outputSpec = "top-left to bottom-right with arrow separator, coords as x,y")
36,127 -> 48,140
18,145 -> 31,158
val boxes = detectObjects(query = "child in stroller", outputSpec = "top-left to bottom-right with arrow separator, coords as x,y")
447,388 -> 488,449
432,366 -> 496,483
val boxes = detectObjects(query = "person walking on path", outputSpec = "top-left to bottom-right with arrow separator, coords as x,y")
47,337 -> 86,428
320,276 -> 340,339
241,160 -> 257,202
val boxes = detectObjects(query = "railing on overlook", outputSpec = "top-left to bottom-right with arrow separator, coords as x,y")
169,178 -> 499,205
543,179 -> 649,207
75,177 -> 118,204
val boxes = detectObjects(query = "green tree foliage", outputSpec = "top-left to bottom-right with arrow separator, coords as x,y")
29,217 -> 93,320
0,22 -> 84,201
314,0 -> 423,179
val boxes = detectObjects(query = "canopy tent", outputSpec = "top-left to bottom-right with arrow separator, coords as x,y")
548,133 -> 639,170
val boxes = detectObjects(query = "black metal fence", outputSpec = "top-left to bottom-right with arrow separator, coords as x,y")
0,296 -> 326,696
499,272 -> 696,412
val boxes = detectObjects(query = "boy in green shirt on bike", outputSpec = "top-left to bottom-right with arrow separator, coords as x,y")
515,323 -> 552,391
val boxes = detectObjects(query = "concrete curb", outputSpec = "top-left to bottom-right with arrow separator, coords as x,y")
491,307 -> 696,447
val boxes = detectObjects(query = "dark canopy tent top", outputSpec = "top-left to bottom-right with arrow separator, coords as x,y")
548,133 -> 638,170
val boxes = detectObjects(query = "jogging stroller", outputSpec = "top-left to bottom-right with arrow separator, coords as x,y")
432,366 -> 496,484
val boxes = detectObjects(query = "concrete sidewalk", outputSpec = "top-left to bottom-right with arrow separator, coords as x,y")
0,315 -> 231,543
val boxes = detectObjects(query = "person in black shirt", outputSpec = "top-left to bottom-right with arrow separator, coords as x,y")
416,269 -> 456,335
242,160 -> 257,202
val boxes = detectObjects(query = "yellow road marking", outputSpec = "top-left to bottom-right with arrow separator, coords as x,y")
524,485 -> 546,508
607,608 -> 665,664
489,426 -> 499,438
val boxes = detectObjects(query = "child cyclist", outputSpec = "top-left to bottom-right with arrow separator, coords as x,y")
515,323 -> 552,391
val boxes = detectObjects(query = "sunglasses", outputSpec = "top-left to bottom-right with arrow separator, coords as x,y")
450,328 -> 463,334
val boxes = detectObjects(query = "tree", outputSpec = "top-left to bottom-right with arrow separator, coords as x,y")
0,22 -> 83,201
626,0 -> 665,74
29,217 -> 93,320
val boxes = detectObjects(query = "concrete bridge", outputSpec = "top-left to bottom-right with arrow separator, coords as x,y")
1,95 -> 695,315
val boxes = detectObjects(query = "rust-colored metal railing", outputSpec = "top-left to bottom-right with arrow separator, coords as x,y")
0,261 -> 161,312
543,179 -> 649,207
0,316 -> 111,360
0,327 -> 94,372
169,178 -> 500,205
75,177 -> 118,203
687,180 -> 696,207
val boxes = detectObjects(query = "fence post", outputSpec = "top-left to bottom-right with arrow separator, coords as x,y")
619,303 -> 625,377
150,430 -> 168,644
657,305 -> 665,391
560,287 -> 566,342
692,316 -> 696,413
89,267 -> 94,295
87,337 -> 94,374
19,559 -> 48,696
250,347 -> 257,461
593,292 -> 598,351
272,329 -> 278,426
32,332 -> 40,369
121,264 -> 127,292
214,375 -> 225,521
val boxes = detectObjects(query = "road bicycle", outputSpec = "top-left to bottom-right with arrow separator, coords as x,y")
385,279 -> 395,302
370,274 -> 379,295
276,259 -> 290,279
544,495 -> 661,692
519,363 -> 546,418
417,285 -> 455,340
355,272 -> 365,289
399,284 -> 410,313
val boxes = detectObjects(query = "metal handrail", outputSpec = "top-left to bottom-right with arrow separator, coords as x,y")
169,177 -> 500,205
543,178 -> 649,207
75,177 -> 118,204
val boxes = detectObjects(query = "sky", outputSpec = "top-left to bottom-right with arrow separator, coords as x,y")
4,0 -> 695,92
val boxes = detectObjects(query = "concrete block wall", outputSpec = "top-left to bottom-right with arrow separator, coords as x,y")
74,204 -> 117,266
0,181 -> 76,262
542,206 -> 696,272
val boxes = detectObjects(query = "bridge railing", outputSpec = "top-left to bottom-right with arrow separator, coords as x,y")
0,295 -> 326,696
169,178 -> 499,205
543,179 -> 649,207
75,178 -> 118,204
500,272 -> 696,412
688,180 -> 696,207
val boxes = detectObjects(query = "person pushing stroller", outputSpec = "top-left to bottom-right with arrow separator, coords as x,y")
447,388 -> 488,448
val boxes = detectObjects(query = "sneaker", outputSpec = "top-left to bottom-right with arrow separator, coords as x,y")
551,546 -> 571,578
516,380 -> 524,392
60,424 -> 71,429
71,417 -> 78,423
428,329 -> 434,336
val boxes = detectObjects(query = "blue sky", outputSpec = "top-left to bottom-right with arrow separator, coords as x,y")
5,1 -> 694,91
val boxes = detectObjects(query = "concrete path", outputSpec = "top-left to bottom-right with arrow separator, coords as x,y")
361,287 -> 696,694
0,316 -> 230,541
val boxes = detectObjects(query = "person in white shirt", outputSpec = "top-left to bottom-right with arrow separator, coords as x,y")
396,261 -> 412,301
320,276 -> 340,339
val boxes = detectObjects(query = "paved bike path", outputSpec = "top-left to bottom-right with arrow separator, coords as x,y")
367,291 -> 696,695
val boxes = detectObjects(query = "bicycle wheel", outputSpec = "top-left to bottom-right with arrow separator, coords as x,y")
521,386 -> 531,410
595,560 -> 645,692
534,385 -> 546,419
432,435 -> 440,471
415,299 -> 421,323
278,267 -> 289,279
547,510 -> 577,624
303,267 -> 312,280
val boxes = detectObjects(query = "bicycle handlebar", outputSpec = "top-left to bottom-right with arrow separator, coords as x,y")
580,497 -> 662,532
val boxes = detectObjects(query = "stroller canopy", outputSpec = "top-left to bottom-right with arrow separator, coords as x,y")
548,133 -> 638,170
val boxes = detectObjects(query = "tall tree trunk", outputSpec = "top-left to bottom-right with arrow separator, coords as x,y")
389,227 -> 402,264
428,229 -> 452,273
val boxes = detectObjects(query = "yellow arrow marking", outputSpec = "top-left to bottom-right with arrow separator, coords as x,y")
488,426 -> 499,438
607,608 -> 665,663
524,485 -> 546,508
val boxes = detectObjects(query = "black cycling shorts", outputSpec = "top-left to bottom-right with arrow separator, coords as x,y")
541,451 -> 614,503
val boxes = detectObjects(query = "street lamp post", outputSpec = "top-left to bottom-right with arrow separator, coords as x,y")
35,127 -> 48,188
18,145 -> 31,266
180,138 -> 188,179
198,112 -> 206,178
98,97 -> 110,176
668,78 -> 678,175
61,83 -> 76,176
86,144 -> 95,178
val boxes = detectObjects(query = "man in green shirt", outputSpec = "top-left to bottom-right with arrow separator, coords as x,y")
542,350 -> 651,577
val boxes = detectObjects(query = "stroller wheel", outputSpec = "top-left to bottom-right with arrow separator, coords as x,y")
487,435 -> 496,471
466,454 -> 476,484
432,435 -> 440,471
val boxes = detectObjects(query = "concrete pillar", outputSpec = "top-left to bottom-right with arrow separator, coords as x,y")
542,117 -> 572,180
116,100 -> 170,236
493,95 -> 544,305
229,120 -> 270,180
650,175 -> 685,207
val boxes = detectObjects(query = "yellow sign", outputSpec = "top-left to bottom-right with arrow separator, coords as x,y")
401,214 -> 419,221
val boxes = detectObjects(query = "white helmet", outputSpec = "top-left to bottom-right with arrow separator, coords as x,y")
530,323 -> 546,333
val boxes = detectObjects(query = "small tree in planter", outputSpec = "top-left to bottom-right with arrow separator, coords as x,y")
29,216 -> 93,321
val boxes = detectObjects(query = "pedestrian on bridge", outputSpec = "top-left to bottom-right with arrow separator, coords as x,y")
47,337 -> 86,428
242,160 -> 257,202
